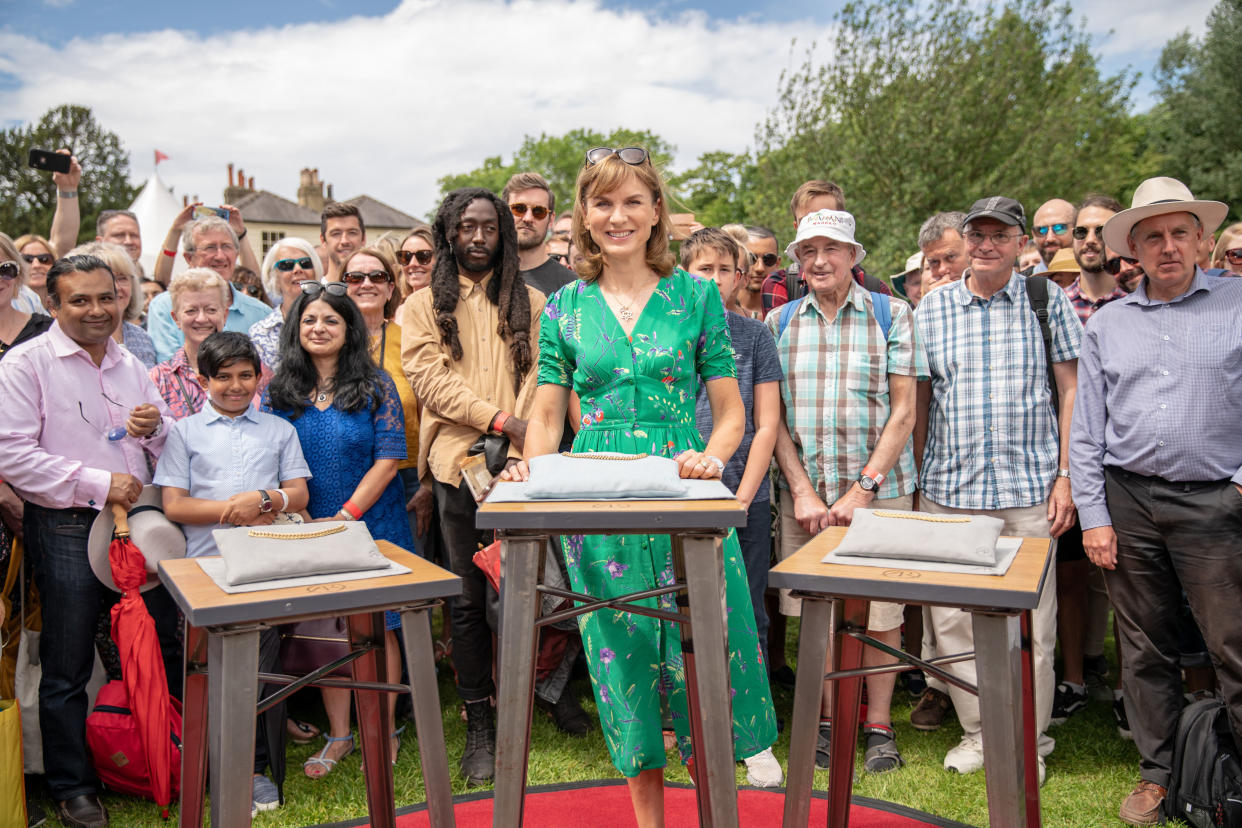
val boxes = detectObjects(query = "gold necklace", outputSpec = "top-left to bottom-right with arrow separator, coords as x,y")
604,282 -> 650,323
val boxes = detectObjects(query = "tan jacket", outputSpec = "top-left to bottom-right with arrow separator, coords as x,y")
400,272 -> 545,487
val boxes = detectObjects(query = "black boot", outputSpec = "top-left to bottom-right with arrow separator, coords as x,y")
536,688 -> 594,737
461,699 -> 496,786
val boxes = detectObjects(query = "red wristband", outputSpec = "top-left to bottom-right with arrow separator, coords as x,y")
491,411 -> 509,434
342,500 -> 363,520
862,466 -> 885,485
162,248 -> 177,258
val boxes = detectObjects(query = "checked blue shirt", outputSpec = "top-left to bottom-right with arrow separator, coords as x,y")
916,272 -> 1082,510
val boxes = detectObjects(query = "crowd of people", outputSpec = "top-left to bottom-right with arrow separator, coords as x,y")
0,145 -> 1239,828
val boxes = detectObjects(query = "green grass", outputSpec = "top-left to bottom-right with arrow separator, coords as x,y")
46,617 -> 1160,827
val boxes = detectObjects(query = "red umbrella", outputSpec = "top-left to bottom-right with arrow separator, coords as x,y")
108,504 -> 175,816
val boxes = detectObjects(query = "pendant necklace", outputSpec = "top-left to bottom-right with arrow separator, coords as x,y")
315,376 -> 335,404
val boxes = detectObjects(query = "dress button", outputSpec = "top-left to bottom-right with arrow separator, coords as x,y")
1158,440 -> 1165,446
1162,335 -> 1169,341
1161,370 -> 1169,376
1159,403 -> 1167,409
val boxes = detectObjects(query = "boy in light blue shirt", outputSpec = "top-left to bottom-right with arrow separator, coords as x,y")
153,331 -> 310,814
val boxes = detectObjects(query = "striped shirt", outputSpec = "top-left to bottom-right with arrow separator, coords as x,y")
916,272 -> 1082,510
766,281 -> 926,503
1070,269 -> 1242,530
1062,277 -> 1127,326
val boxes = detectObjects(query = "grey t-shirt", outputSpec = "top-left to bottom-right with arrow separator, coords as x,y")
695,311 -> 783,501
522,258 -> 576,298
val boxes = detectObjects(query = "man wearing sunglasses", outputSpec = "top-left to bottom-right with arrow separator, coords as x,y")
1030,198 -> 1076,272
502,172 -> 575,298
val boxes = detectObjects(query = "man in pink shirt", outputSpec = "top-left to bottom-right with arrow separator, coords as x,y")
0,254 -> 174,828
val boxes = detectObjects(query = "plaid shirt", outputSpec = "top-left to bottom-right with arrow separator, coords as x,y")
916,272 -> 1083,510
761,265 -> 888,314
1062,277 -> 1127,326
767,281 -> 926,503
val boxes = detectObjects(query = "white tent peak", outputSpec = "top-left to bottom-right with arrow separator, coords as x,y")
129,170 -> 186,279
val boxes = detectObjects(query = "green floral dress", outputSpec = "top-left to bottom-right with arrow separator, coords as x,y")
538,267 -> 777,777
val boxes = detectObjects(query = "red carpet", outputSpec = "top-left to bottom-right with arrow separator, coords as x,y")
318,780 -> 973,827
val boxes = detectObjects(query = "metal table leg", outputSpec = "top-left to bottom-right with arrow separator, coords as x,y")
493,536 -> 546,827
1020,610 -> 1042,827
782,597 -> 833,828
827,598 -> 869,827
179,625 -> 208,828
677,533 -> 739,828
400,606 -> 456,828
207,624 -> 262,828
973,610 -> 1028,828
349,611 -> 395,828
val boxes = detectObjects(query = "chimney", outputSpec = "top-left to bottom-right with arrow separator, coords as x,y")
326,183 -> 334,203
248,176 -> 254,190
183,194 -> 189,206
223,165 -> 249,205
227,162 -> 234,187
297,167 -> 326,212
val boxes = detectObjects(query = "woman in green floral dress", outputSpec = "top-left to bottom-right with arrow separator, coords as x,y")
503,147 -> 777,826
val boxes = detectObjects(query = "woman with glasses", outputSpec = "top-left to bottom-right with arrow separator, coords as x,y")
1212,221 -> 1242,277
14,233 -> 58,310
250,238 -> 326,371
68,242 -> 156,368
395,226 -> 436,300
502,147 -> 777,826
263,282 -> 413,778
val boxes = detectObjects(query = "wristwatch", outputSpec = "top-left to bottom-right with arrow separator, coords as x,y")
256,489 -> 273,513
1057,469 -> 1071,479
857,472 -> 881,493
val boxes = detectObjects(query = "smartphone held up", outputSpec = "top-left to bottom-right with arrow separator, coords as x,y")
28,148 -> 72,175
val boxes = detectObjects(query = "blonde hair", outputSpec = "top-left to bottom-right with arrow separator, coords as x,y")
14,233 -> 58,261
0,233 -> 27,286
67,241 -> 143,322
571,152 -> 675,282
1212,222 -> 1242,268
720,223 -> 755,269
168,267 -> 231,312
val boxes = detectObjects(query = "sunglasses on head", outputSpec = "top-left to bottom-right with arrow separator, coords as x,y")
341,270 -> 392,286
1103,255 -> 1138,276
584,146 -> 649,167
510,202 -> 550,221
758,252 -> 779,268
1072,225 -> 1105,241
300,281 -> 348,298
1033,223 -> 1069,237
0,261 -> 18,281
23,252 -> 53,265
396,249 -> 433,266
274,257 -> 314,272
1224,248 -> 1242,263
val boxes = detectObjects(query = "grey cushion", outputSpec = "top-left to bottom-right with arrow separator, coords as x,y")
212,521 -> 389,586
833,509 -> 1004,566
525,452 -> 688,500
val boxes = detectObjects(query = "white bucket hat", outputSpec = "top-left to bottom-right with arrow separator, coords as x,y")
88,485 -> 187,593
1102,177 -> 1227,256
784,209 -> 867,266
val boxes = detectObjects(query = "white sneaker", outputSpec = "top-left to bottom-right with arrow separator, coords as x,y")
944,734 -> 984,774
1037,755 -> 1046,787
744,747 -> 784,787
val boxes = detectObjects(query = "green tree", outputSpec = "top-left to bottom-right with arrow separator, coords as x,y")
752,0 -> 1151,277
436,128 -> 677,218
0,104 -> 139,245
667,151 -> 758,229
1149,0 -> 1242,219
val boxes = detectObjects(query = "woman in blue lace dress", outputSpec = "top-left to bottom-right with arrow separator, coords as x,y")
263,281 -> 412,777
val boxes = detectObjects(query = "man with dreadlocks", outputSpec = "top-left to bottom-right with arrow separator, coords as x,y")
400,187 -> 546,785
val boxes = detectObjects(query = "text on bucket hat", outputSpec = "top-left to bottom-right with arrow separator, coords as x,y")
1101,177 -> 1228,256
784,209 -> 867,266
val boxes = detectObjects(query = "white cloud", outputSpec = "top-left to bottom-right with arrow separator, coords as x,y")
0,0 -> 827,219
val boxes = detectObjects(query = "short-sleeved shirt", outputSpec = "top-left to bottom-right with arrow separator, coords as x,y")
916,272 -> 1083,510
695,311 -> 783,500
521,258 -> 576,299
153,402 -> 311,558
767,282 -> 926,503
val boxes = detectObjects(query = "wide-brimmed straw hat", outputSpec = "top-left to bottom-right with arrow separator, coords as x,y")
784,209 -> 866,266
1102,177 -> 1227,256
1043,247 -> 1080,278
88,485 -> 187,593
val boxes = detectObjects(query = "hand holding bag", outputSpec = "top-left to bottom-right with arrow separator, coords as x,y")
833,509 -> 1004,566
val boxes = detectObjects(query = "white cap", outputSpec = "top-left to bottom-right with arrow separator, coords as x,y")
784,209 -> 866,266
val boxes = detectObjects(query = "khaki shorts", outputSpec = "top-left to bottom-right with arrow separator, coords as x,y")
776,488 -> 910,632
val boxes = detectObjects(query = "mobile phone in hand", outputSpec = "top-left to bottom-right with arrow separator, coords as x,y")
192,206 -> 230,221
28,148 -> 72,175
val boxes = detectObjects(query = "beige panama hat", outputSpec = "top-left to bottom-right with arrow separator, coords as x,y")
1102,177 -> 1228,256
88,485 -> 187,593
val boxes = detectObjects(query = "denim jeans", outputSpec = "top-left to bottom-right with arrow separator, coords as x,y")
24,503 -> 181,799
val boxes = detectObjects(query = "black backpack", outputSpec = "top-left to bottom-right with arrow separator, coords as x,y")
1164,697 -> 1242,827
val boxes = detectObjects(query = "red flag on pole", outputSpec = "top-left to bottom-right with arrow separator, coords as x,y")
154,150 -> 170,165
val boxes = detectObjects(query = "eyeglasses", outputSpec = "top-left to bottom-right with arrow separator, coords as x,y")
23,253 -> 53,265
78,392 -> 130,442
196,243 -> 238,256
1103,255 -> 1138,276
964,230 -> 1021,246
274,257 -> 314,272
1072,225 -> 1104,241
341,270 -> 392,286
1033,223 -> 1069,237
0,261 -> 18,281
548,253 -> 567,264
396,249 -> 433,266
758,252 -> 779,268
300,281 -> 348,298
585,146 -> 649,167
510,203 -> 550,221
1224,248 -> 1242,264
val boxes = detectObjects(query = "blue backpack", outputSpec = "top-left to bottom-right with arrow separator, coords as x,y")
775,290 -> 892,342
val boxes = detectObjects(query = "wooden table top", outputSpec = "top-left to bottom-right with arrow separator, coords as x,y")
477,496 -> 746,533
768,527 -> 1053,611
158,542 -> 461,628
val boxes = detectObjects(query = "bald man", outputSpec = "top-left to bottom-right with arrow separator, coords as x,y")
1031,198 -> 1075,270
